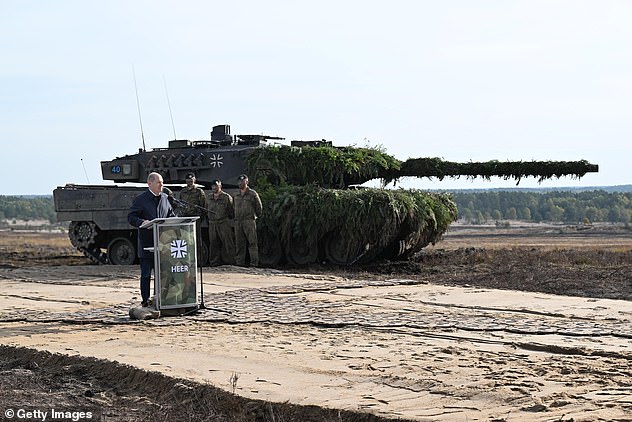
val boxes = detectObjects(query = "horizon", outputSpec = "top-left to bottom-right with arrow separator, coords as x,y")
4,183 -> 632,198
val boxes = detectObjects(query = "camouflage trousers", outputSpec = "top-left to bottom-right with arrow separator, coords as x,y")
234,219 -> 258,267
208,220 -> 236,266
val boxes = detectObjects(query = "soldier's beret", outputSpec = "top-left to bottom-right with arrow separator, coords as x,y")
185,172 -> 195,179
238,174 -> 248,180
211,179 -> 221,185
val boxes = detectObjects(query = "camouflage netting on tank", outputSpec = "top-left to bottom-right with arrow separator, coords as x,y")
247,145 -> 401,188
256,186 -> 458,265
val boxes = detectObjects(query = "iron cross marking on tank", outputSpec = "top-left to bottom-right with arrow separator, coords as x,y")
210,153 -> 223,168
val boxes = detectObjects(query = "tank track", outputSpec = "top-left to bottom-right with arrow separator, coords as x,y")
77,246 -> 108,264
68,221 -> 107,264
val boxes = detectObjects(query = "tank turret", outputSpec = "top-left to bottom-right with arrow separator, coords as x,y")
100,124 -> 285,187
54,123 -> 598,266
101,124 -> 598,189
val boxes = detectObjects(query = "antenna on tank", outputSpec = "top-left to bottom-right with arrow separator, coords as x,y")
80,158 -> 90,184
132,65 -> 146,151
163,75 -> 177,140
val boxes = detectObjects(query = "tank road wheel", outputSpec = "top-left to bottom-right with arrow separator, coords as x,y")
323,231 -> 350,265
286,236 -> 318,266
258,227 -> 283,267
68,221 -> 97,249
323,230 -> 369,265
107,237 -> 136,265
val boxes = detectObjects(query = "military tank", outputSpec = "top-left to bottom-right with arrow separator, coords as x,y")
53,124 -> 598,266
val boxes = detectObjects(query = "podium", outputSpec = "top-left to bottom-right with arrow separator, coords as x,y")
141,216 -> 200,312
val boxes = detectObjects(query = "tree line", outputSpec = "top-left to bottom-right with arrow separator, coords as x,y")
1,189 -> 631,225
452,190 -> 632,224
0,196 -> 56,223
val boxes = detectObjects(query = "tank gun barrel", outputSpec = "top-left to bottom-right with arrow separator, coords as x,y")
387,158 -> 599,184
247,144 -> 599,187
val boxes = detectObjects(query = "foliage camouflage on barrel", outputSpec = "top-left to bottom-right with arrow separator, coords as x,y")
247,145 -> 598,187
392,158 -> 599,184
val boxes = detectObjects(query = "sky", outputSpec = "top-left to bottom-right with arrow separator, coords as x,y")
1,0 -> 631,195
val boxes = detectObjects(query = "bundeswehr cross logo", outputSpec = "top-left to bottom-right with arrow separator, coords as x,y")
210,153 -> 223,168
170,239 -> 188,258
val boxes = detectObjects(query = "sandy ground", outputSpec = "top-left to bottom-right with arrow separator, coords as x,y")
1,255 -> 631,421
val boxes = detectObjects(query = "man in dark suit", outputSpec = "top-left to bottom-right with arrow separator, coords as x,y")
128,172 -> 175,307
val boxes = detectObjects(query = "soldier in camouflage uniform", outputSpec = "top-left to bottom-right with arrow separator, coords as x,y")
178,173 -> 207,263
234,174 -> 262,266
207,179 -> 235,266
178,173 -> 207,217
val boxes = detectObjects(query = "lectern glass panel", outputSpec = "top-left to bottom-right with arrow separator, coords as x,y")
155,221 -> 198,309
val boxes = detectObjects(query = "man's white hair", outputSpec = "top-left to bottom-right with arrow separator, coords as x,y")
147,172 -> 162,183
